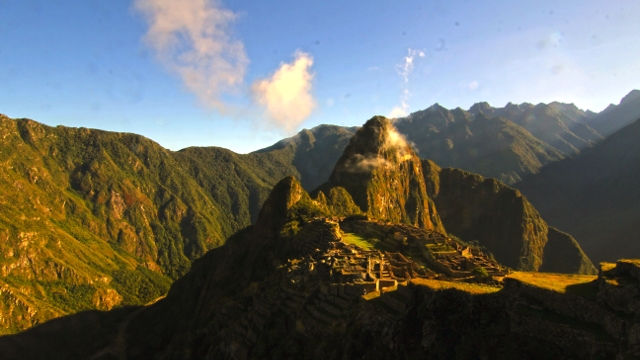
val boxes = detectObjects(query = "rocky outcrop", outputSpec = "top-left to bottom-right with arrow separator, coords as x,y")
423,159 -> 595,273
316,116 -> 443,231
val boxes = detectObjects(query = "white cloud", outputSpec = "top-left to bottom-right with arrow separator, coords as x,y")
469,81 -> 479,90
389,101 -> 408,118
251,51 -> 317,132
134,0 -> 248,111
389,48 -> 424,118
396,48 -> 425,83
345,123 -> 413,172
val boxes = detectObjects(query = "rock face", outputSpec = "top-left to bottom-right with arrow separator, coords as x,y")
422,159 -> 595,273
317,116 -> 442,231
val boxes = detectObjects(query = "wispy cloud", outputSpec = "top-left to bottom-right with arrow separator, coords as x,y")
134,0 -> 248,111
389,48 -> 424,118
345,123 -> 414,172
251,51 -> 316,132
396,48 -> 425,83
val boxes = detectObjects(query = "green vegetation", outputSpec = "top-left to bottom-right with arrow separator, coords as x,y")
410,278 -> 501,295
424,160 -> 596,274
0,116 -> 330,334
507,272 -> 597,294
342,233 -> 376,251
110,266 -> 171,305
471,267 -> 490,281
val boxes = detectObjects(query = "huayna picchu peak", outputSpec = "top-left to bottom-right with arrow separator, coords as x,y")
316,116 -> 442,231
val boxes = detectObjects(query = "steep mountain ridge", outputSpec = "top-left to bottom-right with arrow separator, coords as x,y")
583,89 -> 640,136
0,115 -> 303,334
469,101 -> 602,155
422,160 -> 595,273
395,108 -> 565,183
253,125 -> 357,190
315,116 -> 442,231
395,104 -> 568,184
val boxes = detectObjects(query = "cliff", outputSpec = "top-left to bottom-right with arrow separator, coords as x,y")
422,159 -> 595,273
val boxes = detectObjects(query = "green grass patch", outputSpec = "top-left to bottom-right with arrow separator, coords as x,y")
342,233 -> 376,251
426,243 -> 454,253
507,272 -> 597,294
410,278 -> 501,295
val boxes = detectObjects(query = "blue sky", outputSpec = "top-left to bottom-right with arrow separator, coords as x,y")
1,0 -> 639,153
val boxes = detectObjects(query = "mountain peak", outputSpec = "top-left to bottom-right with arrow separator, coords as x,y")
332,115 -> 417,172
318,116 -> 442,230
620,89 -> 640,105
468,101 -> 492,114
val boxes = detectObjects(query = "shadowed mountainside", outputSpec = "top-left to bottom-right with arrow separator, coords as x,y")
394,108 -> 566,184
517,118 -> 640,264
422,160 -> 595,274
582,90 -> 640,137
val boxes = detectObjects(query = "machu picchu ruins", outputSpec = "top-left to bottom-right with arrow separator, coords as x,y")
288,216 -> 506,300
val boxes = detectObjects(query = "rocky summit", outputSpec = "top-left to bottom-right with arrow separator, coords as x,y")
316,116 -> 442,231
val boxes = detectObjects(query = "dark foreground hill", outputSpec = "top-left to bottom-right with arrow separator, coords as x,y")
0,175 -> 634,360
517,118 -> 640,264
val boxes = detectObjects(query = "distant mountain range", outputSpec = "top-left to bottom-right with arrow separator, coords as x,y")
266,90 -> 639,186
582,89 -> 640,137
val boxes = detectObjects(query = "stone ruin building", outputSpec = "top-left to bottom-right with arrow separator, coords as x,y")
289,217 -> 506,299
